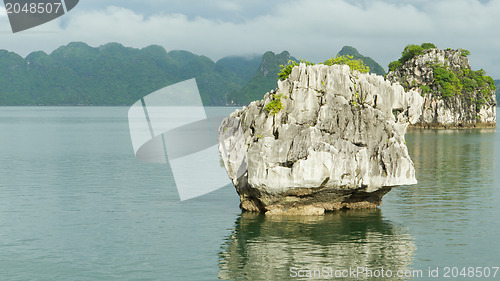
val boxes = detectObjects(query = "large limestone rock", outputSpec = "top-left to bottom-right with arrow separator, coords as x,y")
386,48 -> 496,128
218,64 -> 421,215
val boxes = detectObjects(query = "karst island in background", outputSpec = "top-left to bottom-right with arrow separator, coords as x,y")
386,43 -> 496,128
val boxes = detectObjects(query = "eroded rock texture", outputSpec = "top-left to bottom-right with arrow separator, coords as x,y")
218,64 -> 420,215
386,48 -> 496,128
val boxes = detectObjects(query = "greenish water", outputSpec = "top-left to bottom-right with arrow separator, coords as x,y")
0,107 -> 498,280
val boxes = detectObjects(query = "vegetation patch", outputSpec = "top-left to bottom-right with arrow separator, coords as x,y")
337,46 -> 386,76
388,43 -> 436,72
429,65 -> 495,109
278,55 -> 369,80
265,92 -> 286,115
459,49 -> 470,57
278,59 -> 313,81
433,67 -> 462,98
323,55 -> 370,73
388,43 -> 496,112
419,85 -> 431,94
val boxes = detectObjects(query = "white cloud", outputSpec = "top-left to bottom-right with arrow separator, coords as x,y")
0,6 -> 7,17
1,0 -> 499,77
215,1 -> 242,12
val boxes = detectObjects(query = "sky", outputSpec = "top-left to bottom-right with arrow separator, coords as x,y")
0,0 -> 499,77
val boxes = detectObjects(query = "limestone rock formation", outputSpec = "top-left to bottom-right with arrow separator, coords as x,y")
386,48 -> 496,128
218,64 -> 421,215
219,64 -> 423,214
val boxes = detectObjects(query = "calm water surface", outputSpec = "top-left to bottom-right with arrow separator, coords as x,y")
0,107 -> 498,280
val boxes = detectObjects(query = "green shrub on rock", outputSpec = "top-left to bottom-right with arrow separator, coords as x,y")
433,67 -> 462,98
421,43 -> 437,50
420,85 -> 431,94
388,61 -> 402,72
459,49 -> 471,57
388,43 -> 437,72
278,55 -> 369,80
400,44 -> 424,65
323,55 -> 370,73
278,59 -> 313,80
265,93 -> 285,115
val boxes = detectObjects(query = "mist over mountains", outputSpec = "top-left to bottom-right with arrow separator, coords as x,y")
0,42 -> 259,106
0,42 -> 391,106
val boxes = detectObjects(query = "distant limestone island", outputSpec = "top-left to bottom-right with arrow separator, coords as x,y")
0,42 -> 384,106
386,43 -> 496,128
218,44 -> 496,215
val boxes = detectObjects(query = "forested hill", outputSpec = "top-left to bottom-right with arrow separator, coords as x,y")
0,42 -> 390,106
337,46 -> 386,76
226,46 -> 385,105
0,42 -> 262,106
227,51 -> 296,105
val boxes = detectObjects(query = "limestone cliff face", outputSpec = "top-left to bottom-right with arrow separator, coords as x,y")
218,64 -> 421,215
386,48 -> 496,128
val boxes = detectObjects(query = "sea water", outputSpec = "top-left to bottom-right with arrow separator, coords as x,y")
0,107 -> 498,280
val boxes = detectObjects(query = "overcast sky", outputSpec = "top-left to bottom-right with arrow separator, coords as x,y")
1,0 -> 499,77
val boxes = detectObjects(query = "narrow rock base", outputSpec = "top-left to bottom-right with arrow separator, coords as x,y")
240,187 -> 393,216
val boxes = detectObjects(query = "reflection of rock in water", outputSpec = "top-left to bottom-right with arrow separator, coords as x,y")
400,129 -> 495,216
219,210 -> 415,280
407,129 -> 495,196
407,129 -> 495,182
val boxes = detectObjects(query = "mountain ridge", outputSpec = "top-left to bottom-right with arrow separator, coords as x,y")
227,51 -> 296,105
0,42 -> 259,106
0,42 -> 411,106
